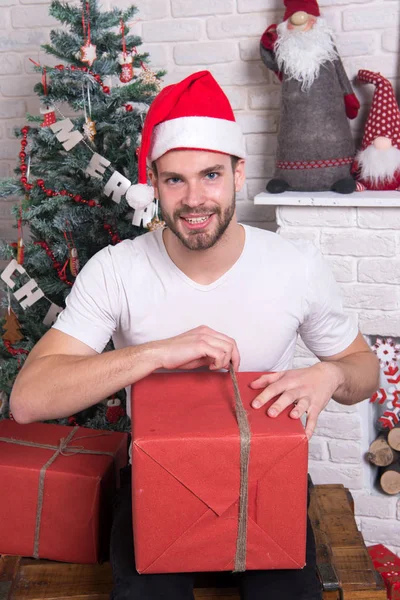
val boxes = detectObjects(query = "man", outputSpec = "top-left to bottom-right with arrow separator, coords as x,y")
260,0 -> 360,194
10,71 -> 379,600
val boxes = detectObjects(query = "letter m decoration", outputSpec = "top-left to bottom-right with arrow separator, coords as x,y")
50,118 -> 83,152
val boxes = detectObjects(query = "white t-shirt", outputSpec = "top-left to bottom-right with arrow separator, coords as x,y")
53,224 -> 358,416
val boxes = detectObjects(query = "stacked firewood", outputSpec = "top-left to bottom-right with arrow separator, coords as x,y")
367,423 -> 400,494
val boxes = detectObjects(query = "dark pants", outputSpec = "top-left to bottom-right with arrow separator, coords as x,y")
110,467 -> 322,600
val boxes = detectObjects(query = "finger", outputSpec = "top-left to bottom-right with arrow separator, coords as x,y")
199,336 -> 237,370
257,389 -> 301,416
179,357 -> 213,370
201,329 -> 240,371
250,372 -> 284,389
251,378 -> 294,409
305,409 -> 319,440
290,397 -> 310,419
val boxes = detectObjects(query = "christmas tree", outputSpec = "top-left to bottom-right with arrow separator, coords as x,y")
0,0 -> 164,430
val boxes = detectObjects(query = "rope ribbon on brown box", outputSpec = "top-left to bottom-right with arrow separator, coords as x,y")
229,363 -> 252,573
0,426 -> 117,559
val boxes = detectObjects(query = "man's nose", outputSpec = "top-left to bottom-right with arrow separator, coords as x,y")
183,181 -> 204,207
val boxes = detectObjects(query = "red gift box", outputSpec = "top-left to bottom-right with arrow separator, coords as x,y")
368,544 -> 400,600
131,371 -> 308,574
0,420 -> 128,563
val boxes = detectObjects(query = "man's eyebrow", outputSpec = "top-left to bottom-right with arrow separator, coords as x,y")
199,164 -> 225,176
159,164 -> 226,179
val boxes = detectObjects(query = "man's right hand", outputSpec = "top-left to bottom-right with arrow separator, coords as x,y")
147,325 -> 240,372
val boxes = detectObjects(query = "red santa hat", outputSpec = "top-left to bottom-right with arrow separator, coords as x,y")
127,70 -> 246,210
358,70 -> 400,152
283,0 -> 320,21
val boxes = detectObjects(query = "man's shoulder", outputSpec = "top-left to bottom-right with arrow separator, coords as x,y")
246,225 -> 318,264
90,230 -> 161,267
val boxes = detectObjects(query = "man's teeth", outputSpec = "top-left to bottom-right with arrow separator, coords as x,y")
184,216 -> 209,224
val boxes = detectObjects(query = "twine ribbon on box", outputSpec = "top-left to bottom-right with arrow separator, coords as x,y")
229,363 -> 252,573
0,426 -> 117,559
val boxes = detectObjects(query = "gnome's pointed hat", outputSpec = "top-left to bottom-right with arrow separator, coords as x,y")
283,0 -> 320,21
358,70 -> 400,151
128,71 -> 246,209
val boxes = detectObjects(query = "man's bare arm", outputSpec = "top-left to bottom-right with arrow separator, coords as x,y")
249,331 -> 379,439
10,326 -> 240,424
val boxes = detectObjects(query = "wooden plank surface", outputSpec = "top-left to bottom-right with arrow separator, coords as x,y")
0,484 -> 387,600
309,484 -> 387,600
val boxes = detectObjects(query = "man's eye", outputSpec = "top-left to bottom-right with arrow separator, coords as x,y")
166,177 -> 181,184
206,172 -> 219,180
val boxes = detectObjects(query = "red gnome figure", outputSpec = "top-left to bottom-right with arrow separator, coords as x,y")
352,70 -> 400,191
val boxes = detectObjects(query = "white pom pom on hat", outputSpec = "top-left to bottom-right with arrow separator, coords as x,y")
125,183 -> 154,210
128,70 -> 246,210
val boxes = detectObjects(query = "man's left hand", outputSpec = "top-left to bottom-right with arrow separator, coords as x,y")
250,363 -> 343,440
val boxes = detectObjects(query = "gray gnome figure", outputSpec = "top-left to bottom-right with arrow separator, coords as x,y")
260,0 -> 360,194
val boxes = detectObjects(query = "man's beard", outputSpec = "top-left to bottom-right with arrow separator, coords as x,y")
275,18 -> 337,91
160,191 -> 236,251
357,144 -> 400,185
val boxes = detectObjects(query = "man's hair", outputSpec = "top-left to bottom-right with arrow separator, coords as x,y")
151,155 -> 240,177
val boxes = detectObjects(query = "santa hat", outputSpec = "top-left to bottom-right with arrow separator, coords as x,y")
358,70 -> 400,151
127,70 -> 246,210
283,0 -> 320,21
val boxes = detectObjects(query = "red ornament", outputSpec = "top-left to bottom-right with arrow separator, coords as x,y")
20,176 -> 27,184
19,151 -> 26,159
103,86 -> 110,94
20,164 -> 27,173
106,397 -> 125,423
37,179 -> 44,187
125,104 -> 133,112
21,140 -> 27,148
21,126 -> 29,135
40,105 -> 57,128
55,64 -> 64,70
88,200 -> 96,207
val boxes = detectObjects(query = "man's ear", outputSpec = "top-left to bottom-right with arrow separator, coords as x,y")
148,166 -> 158,198
234,159 -> 246,193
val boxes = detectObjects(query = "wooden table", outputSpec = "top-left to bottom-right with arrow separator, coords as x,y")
0,484 -> 387,600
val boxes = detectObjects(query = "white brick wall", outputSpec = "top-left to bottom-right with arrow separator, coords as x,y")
0,0 -> 398,219
278,204 -> 400,556
1,0 -> 400,555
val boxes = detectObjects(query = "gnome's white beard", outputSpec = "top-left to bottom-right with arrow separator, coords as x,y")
275,18 -> 338,91
357,145 -> 400,184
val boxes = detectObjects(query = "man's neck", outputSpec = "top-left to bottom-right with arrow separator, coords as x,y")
162,220 -> 246,285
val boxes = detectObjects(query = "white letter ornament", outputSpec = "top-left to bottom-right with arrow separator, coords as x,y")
13,279 -> 44,309
86,153 -> 111,179
103,171 -> 131,204
132,202 -> 156,227
43,303 -> 63,326
1,259 -> 25,289
50,118 -> 84,152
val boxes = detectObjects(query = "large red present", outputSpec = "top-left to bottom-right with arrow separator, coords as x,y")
131,371 -> 308,574
368,544 -> 400,600
0,420 -> 128,563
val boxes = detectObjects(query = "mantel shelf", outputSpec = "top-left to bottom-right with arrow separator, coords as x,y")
254,190 -> 400,207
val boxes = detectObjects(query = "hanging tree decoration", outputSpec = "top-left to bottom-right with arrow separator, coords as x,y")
29,61 -> 57,128
63,222 -> 80,277
16,207 -> 24,266
131,47 -> 162,92
80,1 -> 97,67
82,83 -> 96,143
2,289 -> 23,345
118,19 -> 134,83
